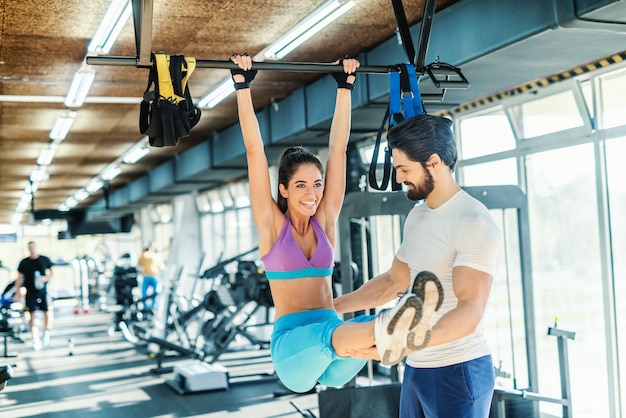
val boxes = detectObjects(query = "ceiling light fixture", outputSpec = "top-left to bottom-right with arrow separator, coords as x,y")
122,145 -> 150,164
86,179 -> 104,193
101,165 -> 122,181
36,144 -> 58,166
264,0 -> 356,60
11,213 -> 24,225
49,111 -> 77,142
74,189 -> 90,201
64,196 -> 78,209
16,193 -> 31,213
25,183 -> 39,194
16,202 -> 29,213
19,193 -> 33,204
197,0 -> 355,110
29,167 -> 49,183
197,79 -> 235,109
65,66 -> 96,108
87,0 -> 133,55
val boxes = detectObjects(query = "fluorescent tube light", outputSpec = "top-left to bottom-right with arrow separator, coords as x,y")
65,197 -> 78,208
197,78 -> 235,109
30,168 -> 49,183
19,193 -> 33,204
196,0 -> 354,109
65,67 -> 96,108
17,196 -> 30,212
58,204 -> 70,212
49,111 -> 77,142
11,213 -> 24,225
25,183 -> 39,194
86,179 -> 104,193
101,165 -> 122,181
74,189 -> 90,201
122,146 -> 150,164
36,145 -> 58,166
264,0 -> 355,60
88,0 -> 132,54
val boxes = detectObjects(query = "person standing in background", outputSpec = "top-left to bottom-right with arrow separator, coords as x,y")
14,241 -> 54,350
137,241 -> 165,310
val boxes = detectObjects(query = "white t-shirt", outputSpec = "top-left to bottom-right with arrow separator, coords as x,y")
395,190 -> 502,368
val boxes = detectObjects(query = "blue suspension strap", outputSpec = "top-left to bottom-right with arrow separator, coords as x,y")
369,64 -> 424,191
390,63 -> 423,124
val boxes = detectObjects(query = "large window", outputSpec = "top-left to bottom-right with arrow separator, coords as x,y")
461,159 -> 518,186
456,61 -> 626,417
599,70 -> 626,129
526,144 -> 608,417
517,90 -> 584,138
458,108 -> 516,159
198,182 -> 257,269
483,207 -> 528,390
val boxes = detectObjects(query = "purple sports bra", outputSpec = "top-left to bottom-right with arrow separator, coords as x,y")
261,216 -> 334,280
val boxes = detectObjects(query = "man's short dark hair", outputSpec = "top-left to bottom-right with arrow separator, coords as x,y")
387,115 -> 457,171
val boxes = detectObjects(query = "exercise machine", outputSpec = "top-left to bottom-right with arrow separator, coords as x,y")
109,254 -> 141,332
118,249 -> 274,384
148,257 -> 273,364
490,321 -> 576,418
0,281 -> 25,358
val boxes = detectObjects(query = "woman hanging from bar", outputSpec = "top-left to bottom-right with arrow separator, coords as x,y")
230,53 -> 436,393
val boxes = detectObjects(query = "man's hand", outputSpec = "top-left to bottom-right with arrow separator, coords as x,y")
342,345 -> 380,360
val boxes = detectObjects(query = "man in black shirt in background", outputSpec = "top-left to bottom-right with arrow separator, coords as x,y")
14,241 -> 54,350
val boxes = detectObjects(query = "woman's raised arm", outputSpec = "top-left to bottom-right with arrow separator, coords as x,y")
319,58 -> 359,222
231,54 -> 279,232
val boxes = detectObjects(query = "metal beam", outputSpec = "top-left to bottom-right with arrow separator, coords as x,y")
131,0 -> 153,68
391,0 -> 417,64
415,0 -> 436,69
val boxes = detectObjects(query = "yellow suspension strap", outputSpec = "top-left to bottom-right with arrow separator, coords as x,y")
154,53 -> 185,104
140,53 -> 201,147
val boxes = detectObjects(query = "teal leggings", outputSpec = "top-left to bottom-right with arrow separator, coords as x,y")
271,309 -> 375,393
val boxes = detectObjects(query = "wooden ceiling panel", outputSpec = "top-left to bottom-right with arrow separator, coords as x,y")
4,0 -> 109,38
1,106 -> 66,133
1,37 -> 88,75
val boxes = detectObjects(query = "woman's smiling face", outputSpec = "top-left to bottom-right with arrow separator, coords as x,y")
280,163 -> 324,215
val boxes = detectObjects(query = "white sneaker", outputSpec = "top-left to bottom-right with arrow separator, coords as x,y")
42,332 -> 50,347
374,293 -> 422,366
32,339 -> 41,351
406,271 -> 444,351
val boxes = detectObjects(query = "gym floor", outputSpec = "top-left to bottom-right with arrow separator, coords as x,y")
1,300 -> 400,418
0,300 -> 330,418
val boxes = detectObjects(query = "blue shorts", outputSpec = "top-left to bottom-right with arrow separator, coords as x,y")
400,354 -> 495,418
271,309 -> 374,393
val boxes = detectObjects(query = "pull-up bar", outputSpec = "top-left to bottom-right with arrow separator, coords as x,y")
86,56 -> 469,89
87,55 -> 402,74
199,60 -> 398,74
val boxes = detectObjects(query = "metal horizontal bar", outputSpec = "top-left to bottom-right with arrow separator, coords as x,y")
427,67 -> 461,76
422,93 -> 445,102
86,56 -> 403,74
434,80 -> 470,89
497,388 -> 569,405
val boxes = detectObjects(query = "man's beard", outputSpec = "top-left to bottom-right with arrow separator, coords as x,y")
405,170 -> 434,201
